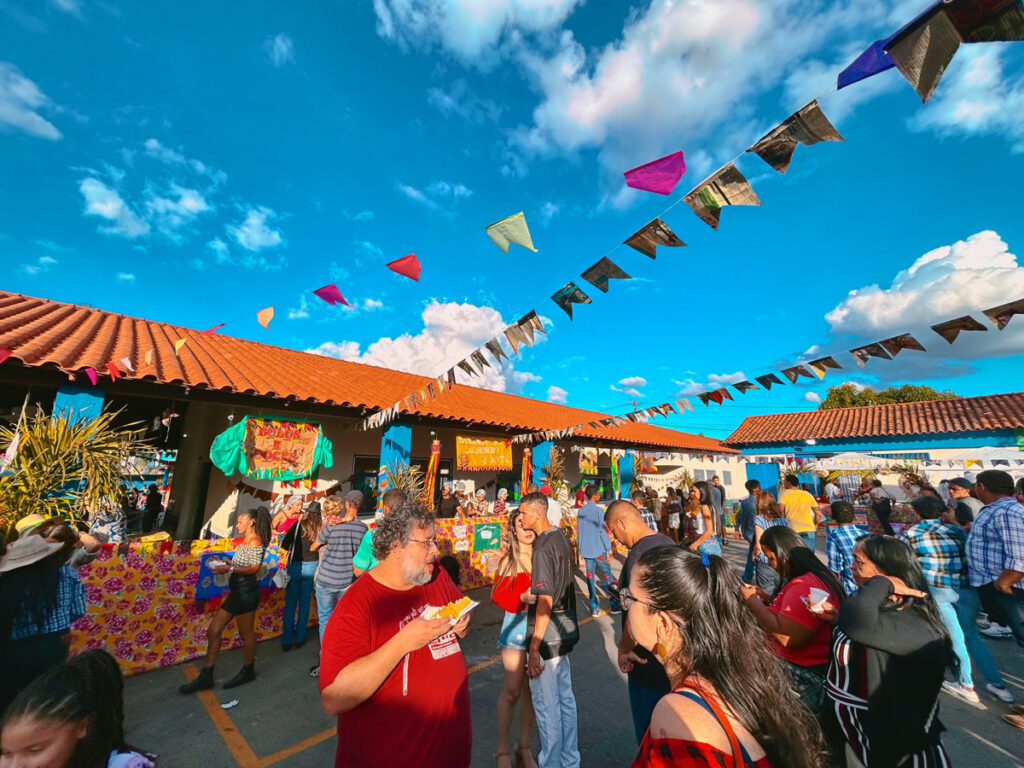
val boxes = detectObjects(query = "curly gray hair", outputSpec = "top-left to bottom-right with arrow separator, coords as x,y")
371,501 -> 436,562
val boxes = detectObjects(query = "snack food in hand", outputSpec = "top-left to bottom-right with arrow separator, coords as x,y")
436,597 -> 472,620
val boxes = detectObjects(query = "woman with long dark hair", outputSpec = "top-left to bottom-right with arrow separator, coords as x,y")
624,547 -> 824,768
490,508 -> 539,768
825,534 -> 952,767
179,506 -> 272,694
688,481 -> 721,556
1,650 -> 155,767
280,502 -> 322,651
740,526 -> 844,717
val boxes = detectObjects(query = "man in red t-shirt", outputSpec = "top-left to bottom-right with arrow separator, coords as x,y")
319,501 -> 473,768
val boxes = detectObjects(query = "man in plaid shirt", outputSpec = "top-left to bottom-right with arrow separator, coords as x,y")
825,501 -> 867,594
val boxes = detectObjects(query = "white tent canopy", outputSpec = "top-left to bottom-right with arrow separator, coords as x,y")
817,452 -> 889,470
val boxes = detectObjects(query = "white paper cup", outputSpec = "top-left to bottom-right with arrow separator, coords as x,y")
808,587 -> 830,610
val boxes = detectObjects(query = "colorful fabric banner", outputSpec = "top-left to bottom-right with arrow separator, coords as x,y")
313,283 -> 351,307
683,163 -> 761,230
945,0 -> 1024,42
256,307 -> 274,329
983,297 -> 1024,329
579,447 -> 598,475
581,256 -> 632,292
456,436 -> 513,471
850,342 -> 893,366
879,333 -> 927,356
174,338 -> 187,355
755,373 -> 784,390
733,380 -> 759,394
808,356 -> 842,378
782,365 -> 814,383
746,100 -> 844,173
209,415 -> 333,481
387,254 -> 421,281
887,6 -> 961,102
484,338 -> 508,364
485,212 -> 537,253
931,315 -> 988,343
623,150 -> 686,195
624,218 -> 686,259
200,324 -> 224,336
551,282 -> 592,320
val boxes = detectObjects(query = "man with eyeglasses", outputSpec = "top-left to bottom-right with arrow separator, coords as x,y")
319,501 -> 472,768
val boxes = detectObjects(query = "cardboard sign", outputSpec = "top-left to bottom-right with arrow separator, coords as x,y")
456,436 -> 513,471
472,523 -> 502,552
244,418 -> 321,479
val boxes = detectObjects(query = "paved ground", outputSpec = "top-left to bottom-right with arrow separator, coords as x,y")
125,540 -> 1024,767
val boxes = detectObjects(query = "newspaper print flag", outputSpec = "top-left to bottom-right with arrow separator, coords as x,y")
755,373 -> 784,390
733,380 -> 759,394
944,0 -> 1024,42
470,351 -> 491,374
457,360 -> 476,378
746,100 -> 844,173
484,338 -> 509,365
624,218 -> 686,259
808,356 -> 842,378
837,1 -> 940,89
551,282 -> 592,320
676,398 -> 694,413
782,365 -> 815,383
504,324 -> 527,355
683,163 -> 761,230
486,212 -> 537,253
880,333 -> 927,356
983,297 -> 1024,329
850,342 -> 893,366
447,369 -> 457,388
887,6 -> 961,102
387,254 -> 422,281
313,283 -> 352,307
931,315 -> 988,343
623,150 -> 687,195
516,310 -> 545,342
581,257 -> 632,293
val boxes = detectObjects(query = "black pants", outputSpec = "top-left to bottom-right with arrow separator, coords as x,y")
0,631 -> 68,714
872,500 -> 895,536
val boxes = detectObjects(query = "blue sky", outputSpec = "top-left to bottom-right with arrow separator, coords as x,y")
2,0 -> 1024,440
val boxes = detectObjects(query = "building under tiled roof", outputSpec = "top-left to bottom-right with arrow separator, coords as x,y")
0,290 -> 734,454
725,392 -> 1024,446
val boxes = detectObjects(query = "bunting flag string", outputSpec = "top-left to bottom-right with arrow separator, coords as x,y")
624,218 -> 687,259
808,356 -> 842,378
781,364 -> 815,383
755,373 -> 784,390
551,282 -> 592,320
173,338 -> 187,356
733,380 -> 759,394
931,315 -> 987,343
683,163 -> 761,230
200,324 -> 225,336
983,297 -> 1024,329
581,257 -> 632,292
486,211 -> 537,253
879,332 -> 927,357
256,307 -> 274,329
105,362 -> 120,381
386,254 -> 422,281
746,100 -> 844,173
623,151 -> 687,195
313,283 -> 351,306
850,342 -> 892,366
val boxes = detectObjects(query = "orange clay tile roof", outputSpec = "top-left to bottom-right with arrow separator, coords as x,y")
724,393 -> 1024,445
0,290 -> 734,454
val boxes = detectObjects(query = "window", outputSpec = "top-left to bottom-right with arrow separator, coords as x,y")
693,469 -> 706,481
722,471 -> 732,485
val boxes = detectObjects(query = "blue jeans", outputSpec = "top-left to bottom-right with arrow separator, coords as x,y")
315,581 -> 347,645
628,678 -> 665,744
281,560 -> 317,646
799,530 -> 817,552
931,586 -> 972,687
953,586 -> 1005,686
583,556 -> 620,613
742,540 -> 755,582
528,653 -> 580,768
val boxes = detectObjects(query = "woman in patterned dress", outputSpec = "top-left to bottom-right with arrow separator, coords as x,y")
623,546 -> 825,768
179,506 -> 272,694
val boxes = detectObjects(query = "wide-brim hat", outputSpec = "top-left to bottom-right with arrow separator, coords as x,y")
14,514 -> 48,535
0,535 -> 63,573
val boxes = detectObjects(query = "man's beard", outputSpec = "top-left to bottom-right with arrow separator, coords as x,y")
401,555 -> 432,586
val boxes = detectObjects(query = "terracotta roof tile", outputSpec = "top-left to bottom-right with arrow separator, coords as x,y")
725,393 -> 1024,445
0,290 -> 734,453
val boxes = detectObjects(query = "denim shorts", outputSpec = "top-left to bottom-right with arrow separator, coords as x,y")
498,610 -> 528,651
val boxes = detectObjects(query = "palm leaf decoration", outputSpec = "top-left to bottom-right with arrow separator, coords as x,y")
384,462 -> 426,504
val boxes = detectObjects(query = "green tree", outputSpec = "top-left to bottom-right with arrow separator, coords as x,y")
818,383 -> 958,410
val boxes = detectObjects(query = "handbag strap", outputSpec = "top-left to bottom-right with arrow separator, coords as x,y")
679,681 -> 745,767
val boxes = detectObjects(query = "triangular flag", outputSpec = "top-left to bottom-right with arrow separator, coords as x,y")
144,349 -> 154,367
200,323 -> 225,336
504,324 -> 526,355
0,349 -> 10,365
683,163 -> 760,230
781,365 -> 814,383
174,338 -> 187,355
880,333 -> 927,356
838,39 -> 896,89
485,212 -> 537,253
426,383 -> 436,401
387,254 -> 422,281
105,362 -> 120,380
457,360 -> 476,378
470,350 -> 490,374
436,375 -> 447,394
717,387 -> 734,402
931,315 -> 987,343
119,356 -> 134,373
983,297 -> 1024,330
887,6 -> 961,102
580,257 -> 631,293
447,368 -> 457,388
755,373 -> 784,390
485,338 -> 508,365
624,218 -> 686,259
551,282 -> 592,320
746,100 -> 844,173
733,381 -> 759,394
256,307 -> 274,328
313,283 -> 352,307
698,392 -> 713,407
945,0 -> 1024,42
676,398 -> 694,413
85,367 -> 97,386
850,342 -> 893,366
623,150 -> 686,195
529,313 -> 546,335
808,356 -> 842,378
708,390 -> 725,405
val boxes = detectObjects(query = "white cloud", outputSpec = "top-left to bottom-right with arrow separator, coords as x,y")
227,206 -> 284,251
362,298 -> 384,310
288,295 -> 310,320
427,79 -> 502,123
822,230 -> 1024,379
675,371 -> 747,396
79,177 -> 150,238
307,300 -> 541,394
354,239 -> 384,258
0,62 -> 62,141
546,385 -> 568,404
343,209 -> 375,222
34,239 -> 74,253
538,201 -> 559,225
264,33 -> 295,68
117,272 -> 135,282
207,237 -> 230,262
145,185 -> 211,240
20,255 -> 57,276
397,180 -> 473,213
142,138 -> 227,185
803,391 -> 821,403
52,0 -> 83,16
617,376 -> 647,388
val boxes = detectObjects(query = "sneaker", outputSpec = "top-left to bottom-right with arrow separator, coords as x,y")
309,665 -> 320,678
981,623 -> 1014,638
608,606 -> 623,615
986,683 -> 1015,703
591,609 -> 602,619
942,681 -> 985,708
976,613 -> 992,629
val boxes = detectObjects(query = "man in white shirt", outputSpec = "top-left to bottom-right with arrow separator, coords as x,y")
533,483 -> 564,527
824,479 -> 843,504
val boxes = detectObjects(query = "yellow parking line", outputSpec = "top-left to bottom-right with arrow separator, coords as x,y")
181,665 -> 260,768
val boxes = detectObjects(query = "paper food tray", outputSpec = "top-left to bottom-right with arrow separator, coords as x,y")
422,599 -> 480,623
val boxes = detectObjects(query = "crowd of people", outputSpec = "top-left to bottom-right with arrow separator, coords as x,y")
3,467 -> 1024,767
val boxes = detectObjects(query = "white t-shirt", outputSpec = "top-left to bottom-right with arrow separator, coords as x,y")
545,497 -> 563,527
825,482 -> 842,502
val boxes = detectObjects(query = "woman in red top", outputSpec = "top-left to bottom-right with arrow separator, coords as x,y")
490,508 -> 539,768
739,526 -> 845,718
623,546 -> 824,768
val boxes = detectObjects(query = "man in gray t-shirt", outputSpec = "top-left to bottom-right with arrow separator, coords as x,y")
311,492 -> 368,645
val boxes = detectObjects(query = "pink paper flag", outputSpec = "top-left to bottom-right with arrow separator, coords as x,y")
387,254 -> 421,281
313,283 -> 351,307
105,362 -> 121,381
0,349 -> 11,365
623,151 -> 686,195
200,324 -> 225,336
256,307 -> 274,329
85,367 -> 97,386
